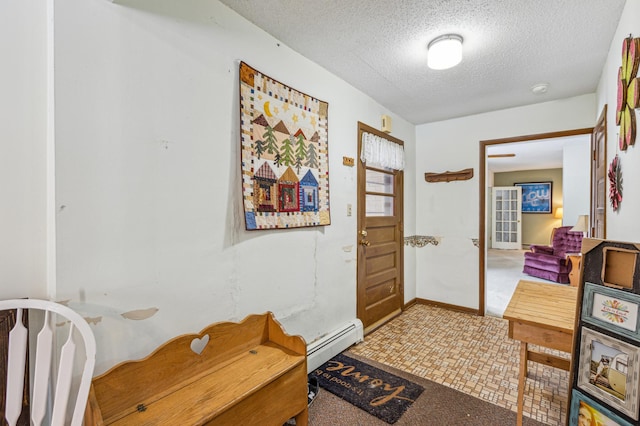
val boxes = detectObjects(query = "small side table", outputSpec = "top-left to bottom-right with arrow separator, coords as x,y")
567,253 -> 582,287
504,280 -> 577,426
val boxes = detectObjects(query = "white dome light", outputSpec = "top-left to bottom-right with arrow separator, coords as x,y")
427,34 -> 463,70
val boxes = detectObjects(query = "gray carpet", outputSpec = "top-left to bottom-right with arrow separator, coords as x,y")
307,353 -> 547,426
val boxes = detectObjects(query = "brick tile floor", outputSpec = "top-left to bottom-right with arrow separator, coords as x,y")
348,304 -> 569,425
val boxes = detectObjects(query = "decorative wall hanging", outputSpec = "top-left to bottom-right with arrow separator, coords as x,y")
424,168 -> 473,182
239,62 -> 330,230
609,154 -> 623,211
616,35 -> 640,150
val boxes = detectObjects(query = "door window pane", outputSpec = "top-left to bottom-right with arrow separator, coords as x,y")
366,194 -> 394,216
366,170 -> 394,194
493,187 -> 520,249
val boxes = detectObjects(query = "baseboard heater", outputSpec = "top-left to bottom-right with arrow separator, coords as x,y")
306,318 -> 364,373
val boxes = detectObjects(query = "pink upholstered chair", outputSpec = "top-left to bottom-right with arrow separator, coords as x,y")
522,226 -> 583,284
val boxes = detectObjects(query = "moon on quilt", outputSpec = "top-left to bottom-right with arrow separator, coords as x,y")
264,101 -> 273,117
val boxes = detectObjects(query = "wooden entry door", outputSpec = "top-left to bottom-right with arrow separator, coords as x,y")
357,122 -> 404,333
591,105 -> 607,238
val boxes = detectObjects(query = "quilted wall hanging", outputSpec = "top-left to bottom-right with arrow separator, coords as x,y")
239,62 -> 331,230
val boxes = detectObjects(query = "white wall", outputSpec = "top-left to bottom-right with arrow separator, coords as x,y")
8,0 -> 636,375
403,123 -> 418,302
415,95 -> 595,309
562,137 -> 591,227
0,1 -> 48,299
49,0 -> 415,373
596,0 -> 640,241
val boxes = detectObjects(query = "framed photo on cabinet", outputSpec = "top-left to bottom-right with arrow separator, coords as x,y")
582,282 -> 640,343
569,389 -> 633,426
576,327 -> 640,419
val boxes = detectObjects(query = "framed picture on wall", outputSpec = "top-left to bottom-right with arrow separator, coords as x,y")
514,181 -> 552,213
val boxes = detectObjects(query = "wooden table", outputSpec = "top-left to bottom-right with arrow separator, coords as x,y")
503,280 -> 578,426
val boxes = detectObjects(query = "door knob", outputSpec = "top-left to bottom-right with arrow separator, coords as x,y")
359,230 -> 368,237
360,239 -> 370,246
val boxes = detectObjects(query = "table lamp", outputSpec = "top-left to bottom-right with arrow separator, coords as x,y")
570,215 -> 589,237
554,207 -> 563,220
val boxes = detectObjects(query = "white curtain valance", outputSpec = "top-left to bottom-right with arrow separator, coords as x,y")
360,132 -> 405,171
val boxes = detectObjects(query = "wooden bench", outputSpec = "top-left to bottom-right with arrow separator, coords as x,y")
84,312 -> 308,426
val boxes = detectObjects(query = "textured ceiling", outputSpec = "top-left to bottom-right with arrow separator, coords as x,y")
220,0 -> 626,124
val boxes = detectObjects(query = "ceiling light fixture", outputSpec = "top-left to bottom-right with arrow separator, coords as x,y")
427,34 -> 463,70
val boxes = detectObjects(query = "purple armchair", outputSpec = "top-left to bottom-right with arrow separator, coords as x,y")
522,226 -> 583,284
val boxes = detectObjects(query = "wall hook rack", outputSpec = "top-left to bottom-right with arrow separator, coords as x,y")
424,168 -> 474,183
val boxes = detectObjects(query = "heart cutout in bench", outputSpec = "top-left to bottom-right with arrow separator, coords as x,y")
190,334 -> 210,355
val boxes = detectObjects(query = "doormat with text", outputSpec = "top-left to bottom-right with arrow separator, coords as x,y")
311,353 -> 424,424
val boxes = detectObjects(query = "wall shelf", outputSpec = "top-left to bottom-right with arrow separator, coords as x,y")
424,168 -> 474,183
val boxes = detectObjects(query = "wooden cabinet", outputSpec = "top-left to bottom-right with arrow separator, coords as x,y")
568,239 -> 640,424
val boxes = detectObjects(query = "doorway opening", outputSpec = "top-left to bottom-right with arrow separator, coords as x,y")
479,128 -> 593,317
